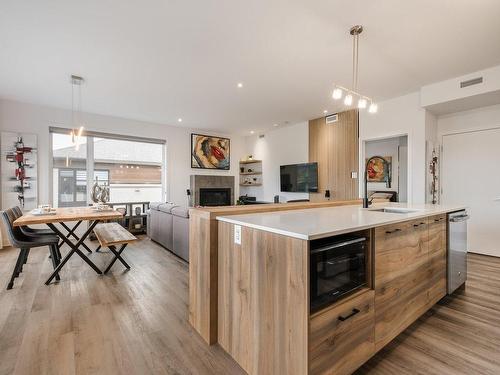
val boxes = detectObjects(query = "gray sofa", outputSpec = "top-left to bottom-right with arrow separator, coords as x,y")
148,202 -> 189,262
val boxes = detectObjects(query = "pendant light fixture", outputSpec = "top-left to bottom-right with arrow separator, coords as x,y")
70,75 -> 85,150
332,25 -> 377,114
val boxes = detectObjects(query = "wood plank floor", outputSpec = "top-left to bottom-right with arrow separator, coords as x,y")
0,240 -> 499,375
0,237 -> 245,375
357,253 -> 500,375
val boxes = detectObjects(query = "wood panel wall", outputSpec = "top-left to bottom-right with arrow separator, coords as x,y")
309,110 -> 359,202
218,221 -> 309,375
188,213 -> 218,343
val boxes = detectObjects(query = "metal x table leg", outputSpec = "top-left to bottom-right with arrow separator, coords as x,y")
58,221 -> 93,253
45,220 -> 102,285
103,244 -> 130,274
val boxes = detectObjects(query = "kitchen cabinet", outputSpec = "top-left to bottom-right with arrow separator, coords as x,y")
427,214 -> 447,306
215,205 -> 456,375
309,289 -> 375,375
374,216 -> 446,350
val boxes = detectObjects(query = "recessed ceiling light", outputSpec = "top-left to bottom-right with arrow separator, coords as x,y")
323,110 -> 328,114
273,123 -> 279,127
237,82 -> 243,88
250,130 -> 255,134
177,118 -> 182,122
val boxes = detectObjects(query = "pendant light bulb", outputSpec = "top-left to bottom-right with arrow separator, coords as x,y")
344,94 -> 353,106
332,88 -> 343,100
330,26 -> 377,113
369,103 -> 378,113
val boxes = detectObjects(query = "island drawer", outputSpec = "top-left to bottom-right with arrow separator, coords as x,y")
309,289 -> 375,375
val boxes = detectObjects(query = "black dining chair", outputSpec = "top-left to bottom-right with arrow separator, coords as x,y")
1,208 -> 61,290
12,206 -> 56,236
11,206 -> 61,264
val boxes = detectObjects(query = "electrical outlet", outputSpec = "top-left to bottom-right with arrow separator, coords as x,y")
234,225 -> 241,245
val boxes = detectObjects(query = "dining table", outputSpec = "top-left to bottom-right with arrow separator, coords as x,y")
13,206 -> 123,284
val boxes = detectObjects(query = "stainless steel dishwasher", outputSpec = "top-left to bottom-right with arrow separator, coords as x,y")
447,210 -> 470,294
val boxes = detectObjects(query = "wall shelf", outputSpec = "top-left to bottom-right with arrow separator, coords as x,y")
240,160 -> 263,188
239,159 -> 262,165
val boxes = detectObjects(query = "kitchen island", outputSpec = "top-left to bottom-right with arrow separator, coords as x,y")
216,203 -> 465,375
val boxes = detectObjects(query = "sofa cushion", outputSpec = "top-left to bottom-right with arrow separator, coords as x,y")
158,203 -> 178,213
149,202 -> 163,210
171,207 -> 189,218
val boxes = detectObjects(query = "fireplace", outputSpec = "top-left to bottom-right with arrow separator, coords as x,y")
189,175 -> 235,206
199,188 -> 231,206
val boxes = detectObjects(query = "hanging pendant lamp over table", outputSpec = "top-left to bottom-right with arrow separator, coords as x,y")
70,75 -> 85,151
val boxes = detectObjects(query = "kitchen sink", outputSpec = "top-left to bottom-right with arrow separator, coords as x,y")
367,207 -> 421,214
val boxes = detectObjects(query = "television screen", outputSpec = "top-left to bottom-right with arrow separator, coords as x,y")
280,163 -> 318,193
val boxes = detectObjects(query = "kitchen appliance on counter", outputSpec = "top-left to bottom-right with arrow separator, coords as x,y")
310,234 -> 367,313
238,195 -> 271,205
447,210 -> 469,294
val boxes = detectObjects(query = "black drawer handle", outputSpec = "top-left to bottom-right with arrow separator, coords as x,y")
434,217 -> 445,222
413,222 -> 426,228
338,308 -> 360,321
385,228 -> 401,234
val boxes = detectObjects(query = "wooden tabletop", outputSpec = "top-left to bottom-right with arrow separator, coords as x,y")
13,207 -> 123,226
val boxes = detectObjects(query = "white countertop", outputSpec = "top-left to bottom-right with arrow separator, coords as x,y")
216,203 -> 466,240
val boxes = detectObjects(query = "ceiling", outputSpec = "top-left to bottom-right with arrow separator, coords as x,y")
1,0 -> 500,134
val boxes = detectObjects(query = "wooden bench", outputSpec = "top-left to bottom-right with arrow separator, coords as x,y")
94,222 -> 137,273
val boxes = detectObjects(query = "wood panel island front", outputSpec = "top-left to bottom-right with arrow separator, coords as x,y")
188,200 -> 360,345
214,203 -> 465,375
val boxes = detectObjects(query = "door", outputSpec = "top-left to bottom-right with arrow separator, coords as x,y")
442,128 -> 500,257
58,169 -> 87,207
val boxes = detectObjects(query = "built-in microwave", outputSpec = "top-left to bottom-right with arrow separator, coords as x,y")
310,236 -> 367,313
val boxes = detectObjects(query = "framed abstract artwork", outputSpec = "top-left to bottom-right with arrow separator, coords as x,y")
366,155 -> 392,186
191,133 -> 230,170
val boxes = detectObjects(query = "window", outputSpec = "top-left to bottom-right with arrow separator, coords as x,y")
51,129 -> 165,207
93,137 -> 163,203
56,169 -> 110,207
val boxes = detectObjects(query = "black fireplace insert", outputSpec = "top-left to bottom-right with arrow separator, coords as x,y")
199,188 -> 231,206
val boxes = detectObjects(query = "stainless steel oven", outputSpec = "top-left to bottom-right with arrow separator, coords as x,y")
310,236 -> 367,313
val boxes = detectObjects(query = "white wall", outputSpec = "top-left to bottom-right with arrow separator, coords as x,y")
243,122 -> 309,202
0,99 -> 246,208
365,136 -> 407,200
421,65 -> 500,110
437,103 -> 500,136
360,92 -> 427,204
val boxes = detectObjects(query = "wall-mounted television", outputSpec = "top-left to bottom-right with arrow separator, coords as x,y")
280,162 -> 318,193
